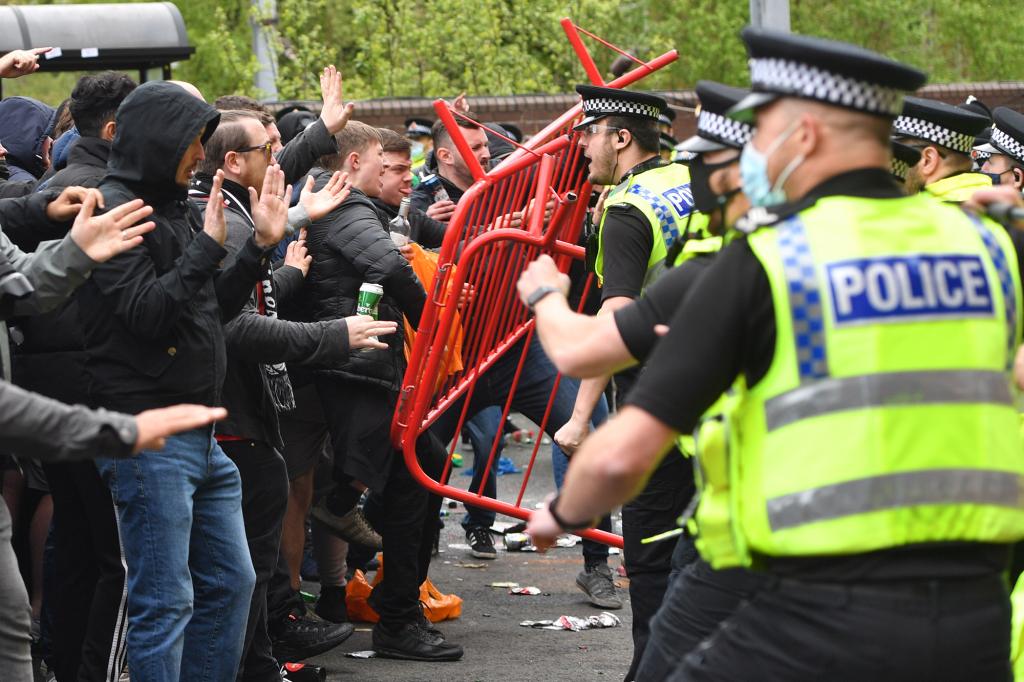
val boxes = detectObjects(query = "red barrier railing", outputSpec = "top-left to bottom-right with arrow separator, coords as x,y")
391,19 -> 677,548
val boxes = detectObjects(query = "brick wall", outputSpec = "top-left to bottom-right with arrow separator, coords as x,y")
269,82 -> 1024,143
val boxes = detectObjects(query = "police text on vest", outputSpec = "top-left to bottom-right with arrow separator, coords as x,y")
826,254 -> 994,325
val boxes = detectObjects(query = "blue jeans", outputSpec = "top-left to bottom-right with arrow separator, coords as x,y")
97,428 -> 255,682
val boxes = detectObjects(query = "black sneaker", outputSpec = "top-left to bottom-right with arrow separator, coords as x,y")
575,563 -> 623,609
466,527 -> 497,559
372,621 -> 464,661
311,500 -> 383,550
280,662 -> 327,682
271,610 -> 354,663
314,585 -> 349,624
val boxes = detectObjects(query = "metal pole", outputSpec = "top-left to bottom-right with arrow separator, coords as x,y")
252,0 -> 278,101
749,0 -> 791,31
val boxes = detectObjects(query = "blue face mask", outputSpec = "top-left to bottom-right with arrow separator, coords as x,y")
739,120 -> 805,207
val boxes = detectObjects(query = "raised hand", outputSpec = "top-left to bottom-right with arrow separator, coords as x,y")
319,65 -> 355,136
203,170 -> 228,246
69,192 -> 155,263
452,91 -> 470,113
299,171 -> 351,222
284,229 -> 312,277
345,314 -> 398,350
0,47 -> 51,79
250,165 -> 290,248
134,404 -> 228,452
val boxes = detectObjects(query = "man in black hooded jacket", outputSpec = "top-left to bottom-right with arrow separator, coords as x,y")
76,81 -> 286,682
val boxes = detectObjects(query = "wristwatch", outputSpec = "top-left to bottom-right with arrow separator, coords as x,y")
548,494 -> 599,532
526,285 -> 562,312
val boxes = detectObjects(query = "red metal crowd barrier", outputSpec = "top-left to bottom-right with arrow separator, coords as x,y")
391,19 -> 678,548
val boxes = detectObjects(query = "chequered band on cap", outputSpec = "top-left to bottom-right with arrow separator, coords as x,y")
749,57 -> 905,117
582,97 -> 662,120
893,116 -> 974,154
697,110 -> 753,148
991,126 -> 1024,163
891,157 -> 910,181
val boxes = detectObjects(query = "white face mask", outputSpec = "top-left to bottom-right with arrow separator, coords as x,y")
739,118 -> 806,207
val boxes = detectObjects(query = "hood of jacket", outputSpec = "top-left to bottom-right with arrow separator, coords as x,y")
105,81 -> 220,203
0,96 -> 56,179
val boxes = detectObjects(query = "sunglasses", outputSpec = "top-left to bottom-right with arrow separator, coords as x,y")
234,141 -> 273,160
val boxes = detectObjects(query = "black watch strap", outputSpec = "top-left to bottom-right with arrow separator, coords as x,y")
548,494 -> 597,532
526,285 -> 561,311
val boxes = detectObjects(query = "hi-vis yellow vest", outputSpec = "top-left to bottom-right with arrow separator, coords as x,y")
595,163 -> 706,290
697,193 -> 1024,565
925,171 -> 992,203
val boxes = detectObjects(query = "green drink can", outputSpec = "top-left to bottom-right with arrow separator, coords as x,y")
356,283 -> 384,319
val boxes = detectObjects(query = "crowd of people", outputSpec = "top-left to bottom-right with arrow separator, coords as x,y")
1,19 -> 1024,682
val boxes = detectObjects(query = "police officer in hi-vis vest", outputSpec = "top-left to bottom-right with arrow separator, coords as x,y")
893,96 -> 992,201
555,84 -> 704,676
529,27 -> 1024,681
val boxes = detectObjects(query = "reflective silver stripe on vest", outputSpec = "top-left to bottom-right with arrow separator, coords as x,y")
764,369 -> 1012,432
767,468 -> 1024,531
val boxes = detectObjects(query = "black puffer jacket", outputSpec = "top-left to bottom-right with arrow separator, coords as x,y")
77,82 -> 267,413
304,169 -> 426,391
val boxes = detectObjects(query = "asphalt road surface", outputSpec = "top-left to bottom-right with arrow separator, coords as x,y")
309,424 -> 634,681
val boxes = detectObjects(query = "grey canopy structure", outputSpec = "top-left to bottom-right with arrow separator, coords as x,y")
0,2 -> 194,94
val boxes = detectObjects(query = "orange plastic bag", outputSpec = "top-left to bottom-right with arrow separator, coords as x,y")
402,243 -> 464,387
345,557 -> 463,623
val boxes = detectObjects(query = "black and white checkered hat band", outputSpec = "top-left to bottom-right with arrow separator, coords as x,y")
749,57 -> 904,117
582,97 -> 661,120
697,110 -> 752,148
991,126 -> 1024,163
893,116 -> 974,154
891,157 -> 910,181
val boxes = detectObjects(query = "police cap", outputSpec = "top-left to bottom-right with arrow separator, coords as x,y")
405,117 -> 433,138
890,140 -> 921,182
729,28 -> 927,122
893,96 -> 989,155
974,107 -> 1024,165
574,84 -> 667,130
659,131 -> 678,152
678,81 -> 754,154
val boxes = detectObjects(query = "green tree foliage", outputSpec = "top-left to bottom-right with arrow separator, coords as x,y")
4,0 -> 1024,106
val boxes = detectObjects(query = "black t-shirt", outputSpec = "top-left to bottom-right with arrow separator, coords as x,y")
625,168 -> 1021,580
613,254 -> 716,362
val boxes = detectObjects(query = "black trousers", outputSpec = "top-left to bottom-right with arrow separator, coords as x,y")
621,450 -> 694,680
635,547 -> 765,681
43,461 -> 127,682
319,379 -> 446,625
222,440 -> 289,682
672,572 -> 1012,682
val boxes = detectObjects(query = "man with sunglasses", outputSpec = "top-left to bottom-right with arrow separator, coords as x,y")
557,84 -> 703,676
190,110 -> 391,680
893,96 -> 991,201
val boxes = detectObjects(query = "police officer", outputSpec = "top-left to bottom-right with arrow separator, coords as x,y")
557,85 -> 702,675
890,139 -> 922,185
893,96 -> 991,200
404,117 -> 434,174
976,107 -> 1024,192
522,80 -> 765,682
530,28 -> 1024,681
